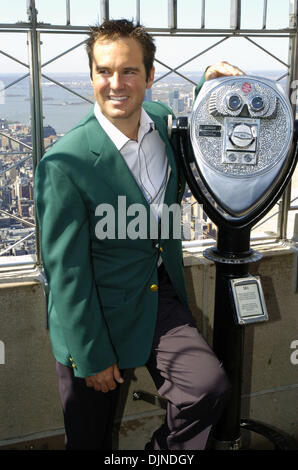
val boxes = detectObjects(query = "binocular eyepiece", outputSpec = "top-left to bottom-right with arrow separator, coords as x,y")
171,75 -> 297,229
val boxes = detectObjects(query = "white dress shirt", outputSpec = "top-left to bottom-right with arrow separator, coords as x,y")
94,102 -> 169,221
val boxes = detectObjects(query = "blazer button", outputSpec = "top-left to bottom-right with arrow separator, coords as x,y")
150,284 -> 158,292
159,246 -> 163,253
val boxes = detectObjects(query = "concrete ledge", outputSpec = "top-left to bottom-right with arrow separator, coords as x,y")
0,281 -> 62,441
0,242 -> 297,449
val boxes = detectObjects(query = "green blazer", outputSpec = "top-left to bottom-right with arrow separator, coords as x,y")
35,101 -> 190,378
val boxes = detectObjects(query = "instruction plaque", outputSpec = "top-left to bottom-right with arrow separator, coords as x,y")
230,275 -> 269,325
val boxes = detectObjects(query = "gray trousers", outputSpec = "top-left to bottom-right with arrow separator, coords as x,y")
56,264 -> 230,450
145,264 -> 230,450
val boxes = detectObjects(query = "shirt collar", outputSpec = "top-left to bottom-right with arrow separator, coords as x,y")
94,102 -> 154,151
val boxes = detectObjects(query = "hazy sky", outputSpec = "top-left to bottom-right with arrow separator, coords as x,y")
0,0 -> 293,75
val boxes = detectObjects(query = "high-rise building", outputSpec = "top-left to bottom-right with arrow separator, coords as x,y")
20,182 -> 34,200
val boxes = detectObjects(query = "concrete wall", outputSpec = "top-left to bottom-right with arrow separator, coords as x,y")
0,280 -> 63,446
0,244 -> 297,450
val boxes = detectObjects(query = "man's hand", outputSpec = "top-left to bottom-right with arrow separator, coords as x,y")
85,363 -> 124,392
205,61 -> 244,81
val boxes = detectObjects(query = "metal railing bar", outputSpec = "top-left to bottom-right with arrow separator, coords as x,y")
0,40 -> 87,96
0,73 -> 30,94
172,36 -> 229,71
43,142 -> 55,152
154,36 -> 229,84
0,35 -> 88,105
0,231 -> 35,257
0,24 -> 31,30
41,38 -> 87,68
249,195 -> 298,230
14,24 -> 297,34
0,209 -> 35,227
27,23 -> 43,265
27,0 -> 37,25
41,73 -> 93,103
168,0 -> 177,30
250,233 -> 279,241
181,232 -> 279,250
136,0 -> 140,25
0,132 -> 32,150
276,71 -> 290,82
0,27 -> 294,38
0,49 -> 29,68
0,32 -> 89,108
262,0 -> 268,30
129,28 -> 296,35
230,0 -> 241,30
10,30 -> 291,38
100,0 -> 109,22
289,195 -> 298,204
66,0 -> 71,26
0,258 -> 36,269
253,206 -> 283,230
0,39 -> 86,75
243,36 -> 290,68
182,238 -> 215,248
278,8 -> 298,238
201,0 -> 205,29
153,60 -> 197,85
289,0 -> 298,29
0,22 -> 296,35
152,33 -> 295,38
278,184 -> 291,238
0,154 -> 33,176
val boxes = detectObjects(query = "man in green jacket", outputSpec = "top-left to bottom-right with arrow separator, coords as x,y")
35,19 -> 243,450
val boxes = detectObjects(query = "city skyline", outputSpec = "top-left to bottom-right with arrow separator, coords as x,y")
0,0 -> 297,257
1,68 -> 297,257
0,75 -> 211,257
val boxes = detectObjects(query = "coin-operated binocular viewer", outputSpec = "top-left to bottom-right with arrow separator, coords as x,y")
170,75 -> 298,449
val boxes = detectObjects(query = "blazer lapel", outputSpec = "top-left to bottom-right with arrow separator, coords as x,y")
84,108 -> 179,208
85,111 -> 149,208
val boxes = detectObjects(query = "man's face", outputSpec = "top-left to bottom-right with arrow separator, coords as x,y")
91,36 -> 154,128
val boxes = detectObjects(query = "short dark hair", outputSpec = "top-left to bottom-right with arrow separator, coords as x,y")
86,19 -> 156,80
